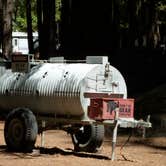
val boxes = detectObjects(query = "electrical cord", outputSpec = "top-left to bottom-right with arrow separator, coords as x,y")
119,129 -> 134,162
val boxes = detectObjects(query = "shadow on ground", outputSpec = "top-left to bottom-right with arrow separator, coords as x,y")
38,146 -> 111,160
0,145 -> 111,160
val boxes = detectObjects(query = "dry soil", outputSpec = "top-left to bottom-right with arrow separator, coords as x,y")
0,122 -> 166,166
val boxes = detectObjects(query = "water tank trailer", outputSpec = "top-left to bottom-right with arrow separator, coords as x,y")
0,55 -> 151,159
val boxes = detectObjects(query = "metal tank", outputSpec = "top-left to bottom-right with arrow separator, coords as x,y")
0,59 -> 127,120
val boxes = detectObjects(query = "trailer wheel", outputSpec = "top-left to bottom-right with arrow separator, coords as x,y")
4,108 -> 38,152
71,124 -> 104,153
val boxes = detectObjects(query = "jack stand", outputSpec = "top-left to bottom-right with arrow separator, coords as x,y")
111,109 -> 119,161
41,121 -> 46,147
142,115 -> 151,138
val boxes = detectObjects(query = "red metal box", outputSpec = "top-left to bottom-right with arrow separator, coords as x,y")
88,98 -> 134,120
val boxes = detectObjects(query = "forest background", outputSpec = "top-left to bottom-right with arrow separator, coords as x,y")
1,0 -> 166,97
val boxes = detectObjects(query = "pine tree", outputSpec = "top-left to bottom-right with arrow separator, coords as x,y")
2,0 -> 14,59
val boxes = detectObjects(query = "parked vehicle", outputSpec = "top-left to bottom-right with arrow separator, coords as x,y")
0,56 -> 151,155
0,32 -> 38,54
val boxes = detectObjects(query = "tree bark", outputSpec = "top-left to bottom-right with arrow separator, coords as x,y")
2,0 -> 14,59
26,0 -> 34,54
37,0 -> 43,59
60,0 -> 113,59
37,0 -> 57,59
128,0 -> 137,48
0,0 -> 3,51
112,0 -> 120,49
147,0 -> 160,48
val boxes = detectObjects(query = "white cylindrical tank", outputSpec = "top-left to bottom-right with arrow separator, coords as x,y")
0,62 -> 127,119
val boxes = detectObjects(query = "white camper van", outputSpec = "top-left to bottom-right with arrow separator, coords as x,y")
0,32 -> 38,54
12,32 -> 38,54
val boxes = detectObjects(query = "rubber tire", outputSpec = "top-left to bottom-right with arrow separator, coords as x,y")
71,124 -> 104,153
4,108 -> 38,152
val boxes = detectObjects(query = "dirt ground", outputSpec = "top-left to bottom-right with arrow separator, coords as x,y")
0,122 -> 166,166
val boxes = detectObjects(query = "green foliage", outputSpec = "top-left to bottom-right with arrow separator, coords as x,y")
13,0 -> 61,31
12,0 -> 166,41
158,0 -> 166,11
13,0 -> 37,32
56,0 -> 61,21
13,17 -> 27,31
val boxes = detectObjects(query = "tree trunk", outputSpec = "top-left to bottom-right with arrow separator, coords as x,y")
147,0 -> 160,48
0,0 -> 3,51
26,0 -> 34,54
60,0 -> 73,58
37,0 -> 57,59
60,0 -> 113,59
128,0 -> 137,48
112,0 -> 120,50
44,0 -> 57,58
37,0 -> 43,59
2,0 -> 14,59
